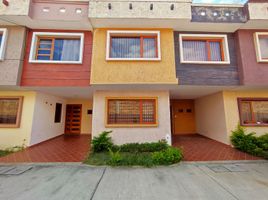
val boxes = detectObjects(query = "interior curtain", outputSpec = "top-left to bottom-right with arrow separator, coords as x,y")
210,41 -> 222,61
143,38 -> 156,58
111,37 -> 140,58
182,40 -> 207,61
61,39 -> 81,61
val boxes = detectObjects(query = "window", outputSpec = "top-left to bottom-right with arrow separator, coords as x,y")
179,34 -> 230,64
0,28 -> 8,61
238,98 -> 268,126
254,32 -> 268,62
54,103 -> 62,123
0,97 -> 23,128
29,32 -> 84,64
106,31 -> 161,60
106,98 -> 157,126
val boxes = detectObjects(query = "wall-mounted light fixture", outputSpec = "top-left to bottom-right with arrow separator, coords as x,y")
150,4 -> 153,10
129,3 -> 132,10
170,4 -> 174,11
108,3 -> 112,10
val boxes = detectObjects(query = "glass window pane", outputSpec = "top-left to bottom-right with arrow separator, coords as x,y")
53,39 -> 81,61
110,37 -> 140,58
0,99 -> 19,125
37,55 -> 50,60
143,38 -> 156,58
108,100 -> 140,124
259,36 -> 268,59
241,102 -> 253,124
252,101 -> 268,124
37,49 -> 51,55
182,40 -> 207,61
142,100 -> 155,123
0,34 -> 2,47
210,41 -> 222,61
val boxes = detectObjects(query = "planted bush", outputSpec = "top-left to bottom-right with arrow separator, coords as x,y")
111,140 -> 168,153
91,131 -> 113,152
152,147 -> 183,165
230,125 -> 268,159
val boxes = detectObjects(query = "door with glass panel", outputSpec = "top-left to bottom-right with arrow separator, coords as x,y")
65,104 -> 82,135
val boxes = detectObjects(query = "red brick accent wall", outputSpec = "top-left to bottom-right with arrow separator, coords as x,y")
235,30 -> 268,86
21,29 -> 92,86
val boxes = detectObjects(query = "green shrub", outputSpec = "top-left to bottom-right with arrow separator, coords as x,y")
111,140 -> 168,153
230,125 -> 258,152
230,125 -> 268,159
108,148 -> 122,166
257,134 -> 268,150
152,147 -> 183,165
91,131 -> 113,152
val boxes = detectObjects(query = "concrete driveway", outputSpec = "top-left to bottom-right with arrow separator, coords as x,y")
0,161 -> 267,200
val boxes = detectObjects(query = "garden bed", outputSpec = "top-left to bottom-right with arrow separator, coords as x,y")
84,131 -> 183,167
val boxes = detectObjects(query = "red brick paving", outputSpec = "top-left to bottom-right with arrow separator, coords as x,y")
0,134 -> 262,163
0,135 -> 91,163
173,134 -> 262,161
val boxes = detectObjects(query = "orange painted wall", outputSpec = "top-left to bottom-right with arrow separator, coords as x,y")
21,29 -> 92,86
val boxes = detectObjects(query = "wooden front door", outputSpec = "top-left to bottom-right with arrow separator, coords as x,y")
65,104 -> 82,135
171,100 -> 196,135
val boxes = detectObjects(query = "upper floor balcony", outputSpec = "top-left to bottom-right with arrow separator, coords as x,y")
0,0 -> 91,30
88,0 -> 192,28
244,0 -> 268,29
190,4 -> 248,32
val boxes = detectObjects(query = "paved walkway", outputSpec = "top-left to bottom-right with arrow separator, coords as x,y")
0,135 -> 90,163
0,161 -> 267,200
173,134 -> 262,161
0,134 -> 262,163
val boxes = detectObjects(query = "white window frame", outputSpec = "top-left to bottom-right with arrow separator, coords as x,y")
254,32 -> 268,63
0,28 -> 8,61
106,30 -> 161,61
29,32 -> 84,64
179,34 -> 230,65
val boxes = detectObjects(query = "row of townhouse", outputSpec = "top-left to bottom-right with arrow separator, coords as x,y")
0,0 -> 267,149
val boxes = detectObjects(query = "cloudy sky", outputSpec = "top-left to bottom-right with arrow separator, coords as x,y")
193,0 -> 247,3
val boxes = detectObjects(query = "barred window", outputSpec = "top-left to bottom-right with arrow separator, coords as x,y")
0,97 -> 23,128
107,98 -> 157,125
238,98 -> 268,126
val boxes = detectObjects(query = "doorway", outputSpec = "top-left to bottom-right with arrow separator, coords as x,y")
65,104 -> 82,135
171,100 -> 196,135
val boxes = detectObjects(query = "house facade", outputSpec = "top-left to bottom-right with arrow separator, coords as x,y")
0,0 -> 267,149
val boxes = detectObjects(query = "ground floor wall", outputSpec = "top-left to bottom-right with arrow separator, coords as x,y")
195,92 -> 229,144
223,91 -> 268,138
0,91 -> 36,149
92,90 -> 172,144
66,99 -> 93,134
30,92 -> 67,146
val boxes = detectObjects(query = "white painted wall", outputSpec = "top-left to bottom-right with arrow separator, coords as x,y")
92,90 -> 172,145
195,92 -> 229,144
30,92 -> 66,146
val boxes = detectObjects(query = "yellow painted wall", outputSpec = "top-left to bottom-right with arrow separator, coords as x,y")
195,92 -> 229,144
0,91 -> 36,149
223,90 -> 268,138
66,99 -> 93,134
90,28 -> 178,84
